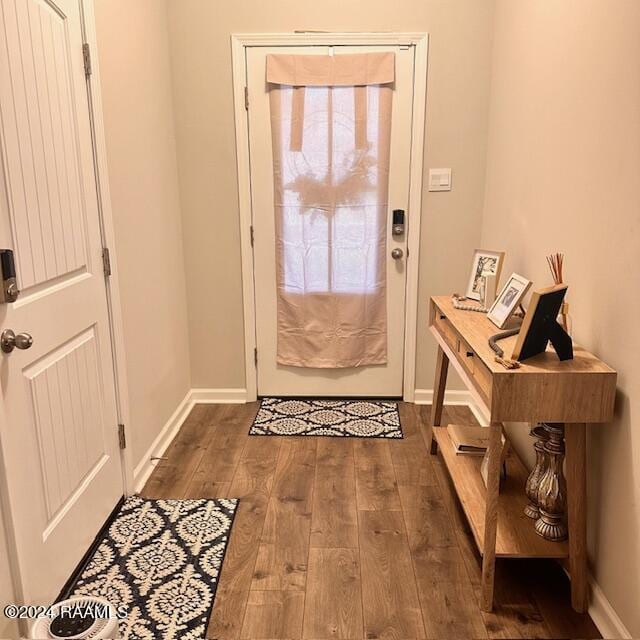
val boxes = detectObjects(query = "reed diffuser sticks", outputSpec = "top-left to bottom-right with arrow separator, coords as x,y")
546,252 -> 564,285
547,252 -> 569,331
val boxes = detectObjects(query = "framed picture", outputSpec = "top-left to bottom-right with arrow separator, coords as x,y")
512,284 -> 572,361
466,249 -> 505,301
487,273 -> 532,328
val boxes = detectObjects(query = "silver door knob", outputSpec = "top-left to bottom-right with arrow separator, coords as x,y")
391,248 -> 404,260
1,330 -> 33,353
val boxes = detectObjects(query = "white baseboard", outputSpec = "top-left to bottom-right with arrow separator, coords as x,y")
189,388 -> 247,404
131,388 -> 248,492
413,388 -> 473,404
413,388 -> 489,426
558,565 -> 631,639
584,574 -> 631,639
132,391 -> 195,493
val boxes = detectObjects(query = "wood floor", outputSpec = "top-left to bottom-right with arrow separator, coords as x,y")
141,402 -> 601,640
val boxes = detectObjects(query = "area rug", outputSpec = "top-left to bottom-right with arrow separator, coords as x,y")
70,495 -> 237,640
250,397 -> 403,438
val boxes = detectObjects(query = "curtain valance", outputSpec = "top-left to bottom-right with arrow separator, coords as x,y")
266,52 -> 395,87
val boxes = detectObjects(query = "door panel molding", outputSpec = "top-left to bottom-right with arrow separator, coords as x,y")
0,0 -> 89,291
25,325 -> 107,521
231,33 -> 429,401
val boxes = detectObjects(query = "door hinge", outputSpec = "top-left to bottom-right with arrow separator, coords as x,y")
254,347 -> 258,365
244,86 -> 249,110
250,225 -> 255,247
118,424 -> 126,449
102,247 -> 111,277
82,43 -> 92,77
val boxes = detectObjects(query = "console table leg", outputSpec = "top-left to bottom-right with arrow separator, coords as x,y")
565,422 -> 588,613
481,421 -> 503,612
428,345 -> 449,454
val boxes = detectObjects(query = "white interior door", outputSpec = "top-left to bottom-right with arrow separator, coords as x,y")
248,44 -> 415,397
0,0 -> 123,604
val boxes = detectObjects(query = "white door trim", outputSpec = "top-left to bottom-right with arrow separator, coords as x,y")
231,32 -> 429,402
80,0 -> 135,495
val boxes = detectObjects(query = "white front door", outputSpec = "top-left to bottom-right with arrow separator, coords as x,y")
0,0 -> 123,604
248,44 -> 416,397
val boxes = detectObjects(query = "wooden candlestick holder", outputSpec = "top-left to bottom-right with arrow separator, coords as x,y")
524,424 -> 549,519
535,423 -> 568,542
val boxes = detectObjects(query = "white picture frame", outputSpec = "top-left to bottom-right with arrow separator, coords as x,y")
487,273 -> 532,329
466,249 -> 505,301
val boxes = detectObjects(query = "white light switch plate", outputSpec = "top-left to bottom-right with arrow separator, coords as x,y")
428,168 -> 452,191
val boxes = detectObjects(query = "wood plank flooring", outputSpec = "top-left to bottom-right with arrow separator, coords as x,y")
141,402 -> 601,640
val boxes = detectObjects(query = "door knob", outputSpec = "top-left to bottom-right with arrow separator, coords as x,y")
391,248 -> 404,260
1,330 -> 33,354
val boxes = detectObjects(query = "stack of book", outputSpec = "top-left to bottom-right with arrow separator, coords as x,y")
446,424 -> 489,456
446,424 -> 510,487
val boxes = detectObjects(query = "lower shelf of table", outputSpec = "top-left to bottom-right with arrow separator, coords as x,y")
434,426 -> 569,559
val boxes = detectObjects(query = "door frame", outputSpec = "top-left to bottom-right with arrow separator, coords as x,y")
0,0 -> 134,620
231,32 -> 429,402
80,0 -> 135,495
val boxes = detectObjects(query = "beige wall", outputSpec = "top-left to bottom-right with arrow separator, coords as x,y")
166,0 -> 495,391
481,0 -> 640,635
94,0 -> 191,468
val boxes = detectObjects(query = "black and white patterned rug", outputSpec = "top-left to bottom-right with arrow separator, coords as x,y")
70,496 -> 237,640
250,398 -> 403,438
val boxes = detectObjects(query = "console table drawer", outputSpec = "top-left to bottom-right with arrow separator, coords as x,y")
473,356 -> 493,404
432,306 -> 493,405
458,336 -> 475,374
458,336 -> 492,403
433,310 -> 458,353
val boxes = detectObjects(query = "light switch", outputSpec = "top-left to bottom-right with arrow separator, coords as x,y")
428,168 -> 452,192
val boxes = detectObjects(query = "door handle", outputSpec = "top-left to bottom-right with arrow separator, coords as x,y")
391,248 -> 404,260
1,330 -> 33,353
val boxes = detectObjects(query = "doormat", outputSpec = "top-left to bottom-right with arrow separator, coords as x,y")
69,496 -> 237,640
250,398 -> 403,438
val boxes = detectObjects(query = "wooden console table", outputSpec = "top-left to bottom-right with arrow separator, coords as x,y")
427,295 -> 616,613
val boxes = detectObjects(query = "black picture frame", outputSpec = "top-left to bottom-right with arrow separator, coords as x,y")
512,284 -> 573,361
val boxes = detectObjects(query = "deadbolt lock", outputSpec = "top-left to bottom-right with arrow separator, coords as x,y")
1,250 -> 19,303
392,209 -> 405,236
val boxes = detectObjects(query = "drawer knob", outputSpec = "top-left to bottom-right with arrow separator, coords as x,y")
466,351 -> 474,358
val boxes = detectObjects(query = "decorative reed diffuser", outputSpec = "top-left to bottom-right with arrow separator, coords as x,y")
546,252 -> 572,335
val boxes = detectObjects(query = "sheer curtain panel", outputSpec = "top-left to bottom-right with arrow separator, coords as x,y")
267,52 -> 394,368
